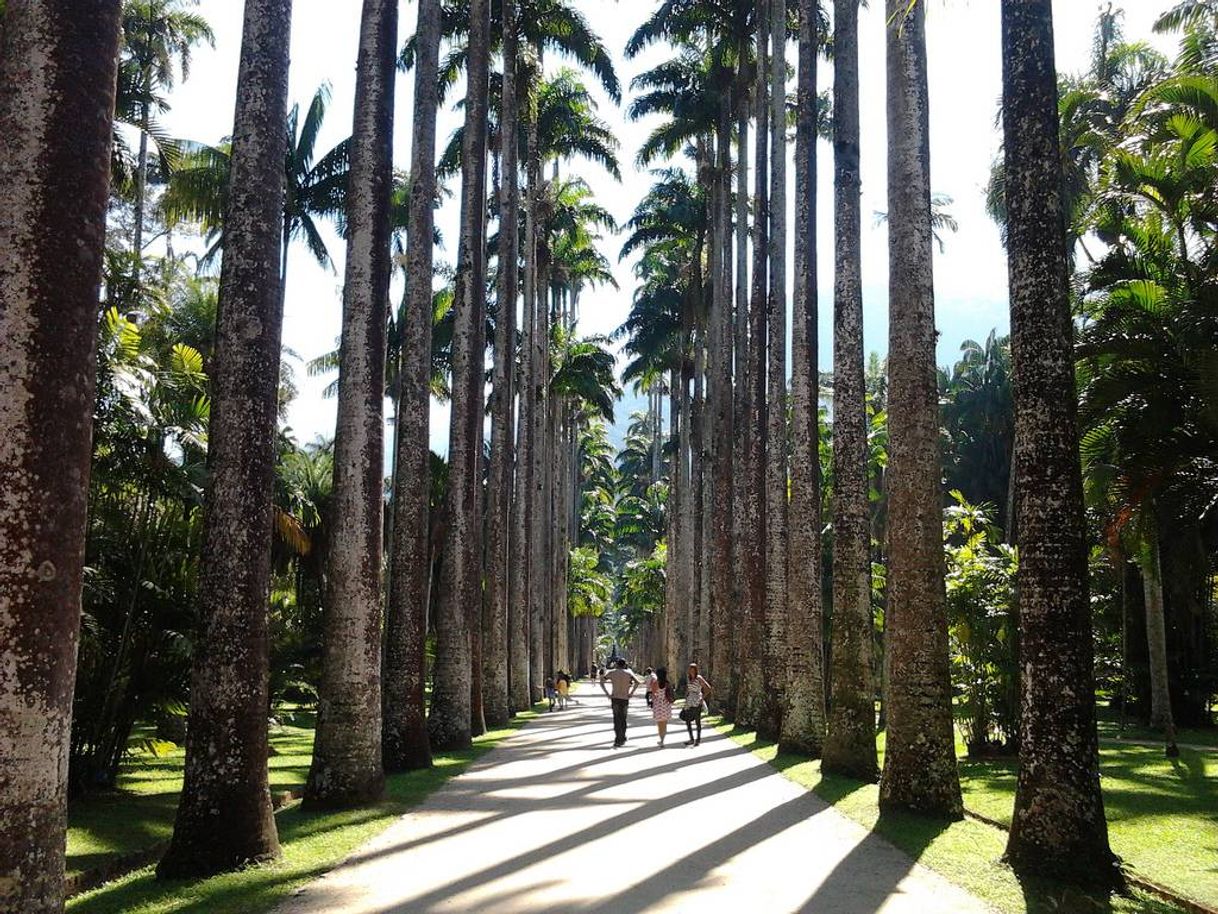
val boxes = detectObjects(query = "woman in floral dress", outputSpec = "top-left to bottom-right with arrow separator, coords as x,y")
649,666 -> 674,747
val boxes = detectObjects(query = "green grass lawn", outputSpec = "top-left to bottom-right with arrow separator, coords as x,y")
958,743 -> 1218,909
715,720 -> 1214,914
1094,706 -> 1218,750
67,714 -> 316,879
67,710 -> 537,914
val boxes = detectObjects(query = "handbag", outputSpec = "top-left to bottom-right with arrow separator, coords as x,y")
679,705 -> 697,723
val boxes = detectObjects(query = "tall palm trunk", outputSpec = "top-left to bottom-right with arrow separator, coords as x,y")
159,0 -> 293,876
430,0 -> 491,751
728,88 -> 750,717
781,0 -> 826,756
467,213 -> 489,742
677,308 -> 696,672
759,0 -> 789,741
821,0 -> 878,782
383,0 -> 440,772
134,81 -> 151,285
487,0 -> 521,727
1141,529 -> 1177,743
663,371 -> 681,674
691,308 -> 708,667
1001,0 -> 1117,880
528,172 -> 549,702
709,93 -> 735,695
509,211 -> 535,712
0,4 -> 122,909
516,71 -> 541,709
306,0 -> 396,807
737,0 -> 770,728
877,0 -> 962,818
651,384 -> 663,483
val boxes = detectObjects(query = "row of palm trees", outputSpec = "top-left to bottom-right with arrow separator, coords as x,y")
4,0 -> 1208,910
612,0 -> 1128,886
1,0 -> 620,909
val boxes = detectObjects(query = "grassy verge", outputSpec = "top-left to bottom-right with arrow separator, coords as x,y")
1094,710 -> 1218,750
67,710 -> 538,914
67,713 -> 316,879
958,743 -> 1217,909
714,718 -> 1204,914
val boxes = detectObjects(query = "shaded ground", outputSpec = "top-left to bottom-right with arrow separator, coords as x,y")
959,742 -> 1218,908
68,713 -> 537,914
276,685 -> 990,914
67,717 -> 314,877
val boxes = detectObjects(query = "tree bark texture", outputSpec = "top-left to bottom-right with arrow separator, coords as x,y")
509,178 -> 534,714
0,3 -> 121,909
383,0 -> 440,773
663,375 -> 681,675
691,317 -> 708,668
877,0 -> 962,819
489,0 -> 521,725
727,99 -> 750,717
822,0 -> 878,783
677,335 -> 695,674
528,168 -> 549,703
159,0 -> 292,876
307,0 -> 396,808
781,0 -> 826,757
709,95 -> 735,695
759,0 -> 789,742
736,0 -> 770,729
430,0 -> 490,751
1141,533 -> 1175,736
1001,0 -> 1117,883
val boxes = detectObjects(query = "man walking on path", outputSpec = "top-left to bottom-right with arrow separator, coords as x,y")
600,658 -> 640,747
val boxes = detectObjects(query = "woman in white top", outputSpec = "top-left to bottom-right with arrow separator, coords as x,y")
683,662 -> 712,746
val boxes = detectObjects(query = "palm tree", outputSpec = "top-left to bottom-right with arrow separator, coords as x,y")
522,74 -> 620,701
549,332 -> 621,670
436,61 -> 622,708
624,47 -> 720,680
414,7 -> 620,696
780,0 -> 826,757
0,4 -> 123,910
877,0 -> 962,818
485,0 -> 522,728
162,83 -> 349,295
384,0 -> 442,773
304,0 -> 396,809
1000,0 -> 1118,884
157,0 -> 293,877
738,0 -> 770,730
120,0 -> 214,281
757,0 -> 789,742
430,0 -> 491,750
941,332 -> 1014,532
618,168 -> 705,675
822,0 -> 878,783
408,0 -> 621,106
1155,0 -> 1218,34
707,87 -> 735,697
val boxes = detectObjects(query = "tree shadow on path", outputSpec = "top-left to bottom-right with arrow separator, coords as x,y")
580,792 -> 829,914
365,756 -> 778,912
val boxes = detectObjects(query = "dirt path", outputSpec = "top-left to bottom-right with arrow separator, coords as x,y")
276,683 -> 992,913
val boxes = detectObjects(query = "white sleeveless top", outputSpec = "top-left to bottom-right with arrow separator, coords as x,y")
686,676 -> 705,708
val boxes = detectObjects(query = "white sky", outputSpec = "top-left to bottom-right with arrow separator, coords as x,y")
163,0 -> 1175,450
